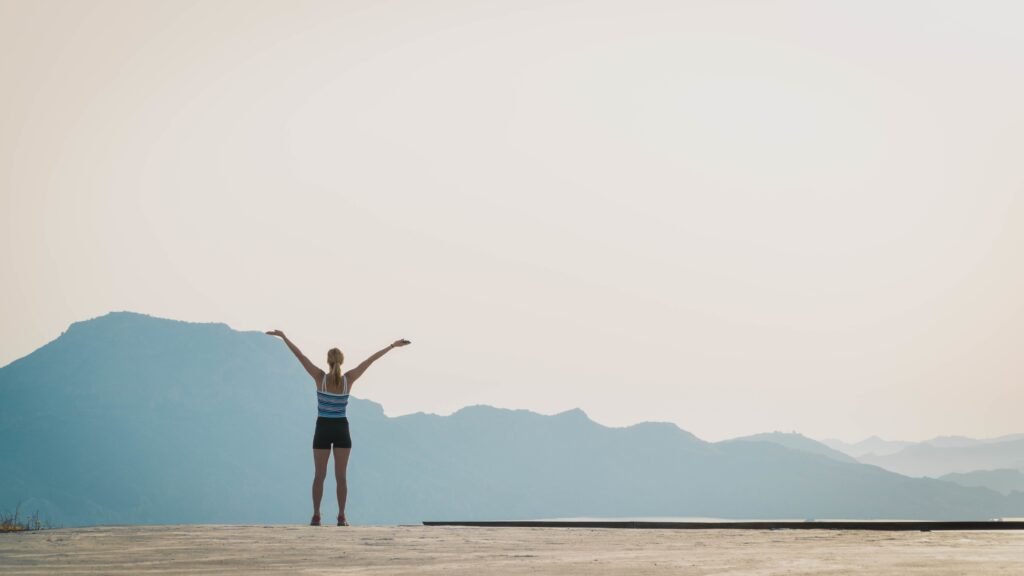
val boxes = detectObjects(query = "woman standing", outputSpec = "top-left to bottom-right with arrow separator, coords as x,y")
266,329 -> 410,526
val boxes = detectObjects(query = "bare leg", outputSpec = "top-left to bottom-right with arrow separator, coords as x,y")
333,447 -> 351,524
312,449 -> 330,517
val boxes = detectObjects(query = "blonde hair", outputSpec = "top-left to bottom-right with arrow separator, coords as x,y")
327,347 -> 345,391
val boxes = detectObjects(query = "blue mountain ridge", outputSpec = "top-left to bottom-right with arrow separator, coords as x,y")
2,311 -> 1023,526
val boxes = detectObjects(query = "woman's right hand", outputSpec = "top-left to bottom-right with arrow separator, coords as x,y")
266,330 -> 285,338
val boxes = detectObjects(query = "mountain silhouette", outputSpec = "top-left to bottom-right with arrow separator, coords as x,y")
925,434 -> 1024,449
858,440 -> 1024,478
821,436 -> 914,458
3,312 -> 1024,526
723,432 -> 858,464
939,469 -> 1024,496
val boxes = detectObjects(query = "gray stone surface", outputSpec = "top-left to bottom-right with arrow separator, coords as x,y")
2,525 -> 1023,575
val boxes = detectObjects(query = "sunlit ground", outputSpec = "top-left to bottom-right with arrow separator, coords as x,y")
2,525 -> 1023,575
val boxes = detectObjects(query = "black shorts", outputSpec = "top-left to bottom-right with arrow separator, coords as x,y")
313,417 -> 352,449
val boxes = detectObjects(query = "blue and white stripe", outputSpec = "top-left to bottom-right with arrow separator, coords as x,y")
317,374 -> 349,418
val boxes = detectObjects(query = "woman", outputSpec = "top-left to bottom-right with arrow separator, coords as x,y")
266,329 -> 410,526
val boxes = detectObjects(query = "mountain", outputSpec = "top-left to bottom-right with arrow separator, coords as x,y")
0,312 -> 310,525
821,436 -> 914,458
721,432 -> 858,464
924,434 -> 1024,449
4,312 -> 1024,526
939,469 -> 1024,496
822,434 -> 1024,478
859,441 -> 1024,478
822,434 -> 1024,460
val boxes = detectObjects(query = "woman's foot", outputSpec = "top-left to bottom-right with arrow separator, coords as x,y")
337,514 -> 349,526
310,514 -> 321,526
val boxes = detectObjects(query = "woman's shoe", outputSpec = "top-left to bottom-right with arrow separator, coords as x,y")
337,515 -> 349,526
310,514 -> 321,526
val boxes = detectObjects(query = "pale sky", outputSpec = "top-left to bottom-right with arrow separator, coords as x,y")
2,0 -> 1023,442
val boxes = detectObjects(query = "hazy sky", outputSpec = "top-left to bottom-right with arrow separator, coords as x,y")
3,0 -> 1023,442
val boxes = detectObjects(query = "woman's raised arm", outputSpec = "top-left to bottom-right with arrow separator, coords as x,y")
266,330 -> 323,384
345,339 -> 410,389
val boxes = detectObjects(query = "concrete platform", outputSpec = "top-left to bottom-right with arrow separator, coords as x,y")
3,524 -> 1024,575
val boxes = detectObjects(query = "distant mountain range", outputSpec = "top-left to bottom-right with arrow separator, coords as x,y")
741,433 -> 1024,493
2,312 -> 1023,526
856,440 -> 1024,478
821,436 -> 914,458
823,434 -> 1024,463
722,432 -> 858,464
939,470 -> 1024,496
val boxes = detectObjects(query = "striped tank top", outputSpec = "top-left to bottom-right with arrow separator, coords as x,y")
317,373 -> 349,419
